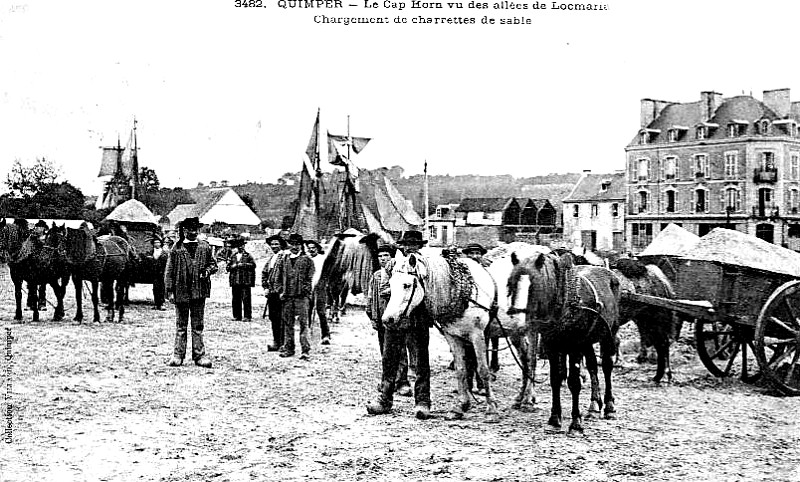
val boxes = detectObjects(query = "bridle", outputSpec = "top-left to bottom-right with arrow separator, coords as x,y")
399,269 -> 422,319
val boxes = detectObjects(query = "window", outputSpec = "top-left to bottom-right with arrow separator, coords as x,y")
695,189 -> 708,213
611,203 -> 619,217
591,204 -> 598,217
789,224 -> 800,238
695,154 -> 709,178
790,189 -> 799,215
441,224 -> 448,242
666,190 -> 676,213
573,204 -> 579,217
761,152 -> 776,170
664,156 -> 677,180
638,191 -> 648,213
638,159 -> 649,181
600,180 -> 611,192
725,188 -> 741,212
639,132 -> 648,145
696,126 -> 706,140
760,119 -> 770,135
631,223 -> 653,250
668,129 -> 678,142
724,151 -> 739,177
429,225 -> 437,239
792,153 -> 800,180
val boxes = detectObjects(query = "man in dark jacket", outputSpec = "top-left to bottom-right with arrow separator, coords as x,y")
227,236 -> 256,322
164,217 -> 218,368
151,237 -> 168,310
261,234 -> 288,351
276,233 -> 315,360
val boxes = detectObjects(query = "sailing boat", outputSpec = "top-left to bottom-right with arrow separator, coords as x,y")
96,119 -> 140,210
291,110 -> 422,242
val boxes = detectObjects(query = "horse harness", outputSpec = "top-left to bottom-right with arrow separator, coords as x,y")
559,273 -> 614,338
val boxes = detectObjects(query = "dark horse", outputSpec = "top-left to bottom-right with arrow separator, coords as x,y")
509,251 -> 620,433
0,219 -> 70,322
64,224 -> 135,323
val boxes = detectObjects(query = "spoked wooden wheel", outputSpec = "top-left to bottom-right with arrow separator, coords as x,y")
695,320 -> 761,383
755,280 -> 800,396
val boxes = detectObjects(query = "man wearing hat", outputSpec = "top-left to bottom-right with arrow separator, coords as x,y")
366,244 -> 413,397
262,234 -> 289,351
274,233 -> 315,359
367,230 -> 432,420
305,239 -> 331,345
151,236 -> 168,310
164,217 -> 218,368
462,243 -> 491,267
226,236 -> 256,322
27,220 -> 50,311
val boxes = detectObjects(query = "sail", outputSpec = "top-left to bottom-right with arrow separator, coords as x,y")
291,162 -> 319,240
120,130 -> 136,177
328,134 -> 371,154
98,147 -> 122,177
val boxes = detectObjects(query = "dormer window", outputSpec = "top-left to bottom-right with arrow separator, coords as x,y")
639,132 -> 648,145
728,121 -> 747,138
668,129 -> 678,142
600,179 -> 611,192
638,128 -> 660,145
696,126 -> 707,139
760,119 -> 770,135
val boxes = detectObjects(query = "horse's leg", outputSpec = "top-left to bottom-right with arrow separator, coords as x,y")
567,350 -> 584,434
116,280 -> 126,323
525,322 -> 539,404
546,350 -> 562,429
29,281 -> 39,322
583,344 -> 602,419
12,272 -> 23,321
102,280 -> 114,322
471,328 -> 499,423
601,338 -> 617,419
73,274 -> 84,322
50,277 -> 65,321
443,335 -> 471,421
91,280 -> 100,323
489,335 -> 500,374
511,334 -> 534,409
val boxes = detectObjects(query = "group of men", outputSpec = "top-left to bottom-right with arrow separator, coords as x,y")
260,232 -> 328,361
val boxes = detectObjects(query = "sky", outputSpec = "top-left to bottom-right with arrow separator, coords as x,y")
3,0 -> 800,198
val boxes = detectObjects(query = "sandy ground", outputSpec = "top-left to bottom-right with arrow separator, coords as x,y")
0,261 -> 799,482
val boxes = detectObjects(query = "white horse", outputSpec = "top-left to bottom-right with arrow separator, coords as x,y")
382,250 -> 538,422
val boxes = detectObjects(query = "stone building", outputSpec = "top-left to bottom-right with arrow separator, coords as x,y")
626,88 -> 800,252
563,171 -> 626,252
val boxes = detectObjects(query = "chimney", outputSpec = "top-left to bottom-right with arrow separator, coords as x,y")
700,91 -> 723,122
583,169 -> 592,173
640,98 -> 671,127
763,88 -> 791,118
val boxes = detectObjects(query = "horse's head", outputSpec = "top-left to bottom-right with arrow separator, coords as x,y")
0,219 -> 30,264
508,252 -> 569,321
382,253 -> 426,326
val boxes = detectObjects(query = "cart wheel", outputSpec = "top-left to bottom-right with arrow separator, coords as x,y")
695,321 -> 760,383
755,280 -> 800,396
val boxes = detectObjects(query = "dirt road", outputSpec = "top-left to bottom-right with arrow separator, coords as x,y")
1,267 -> 799,481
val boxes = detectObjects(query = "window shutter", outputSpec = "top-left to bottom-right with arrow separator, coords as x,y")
691,190 -> 696,212
675,159 -> 680,181
704,190 -> 710,212
719,189 -> 725,211
659,160 -> 665,181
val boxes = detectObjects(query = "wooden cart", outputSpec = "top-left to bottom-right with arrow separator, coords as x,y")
624,229 -> 800,396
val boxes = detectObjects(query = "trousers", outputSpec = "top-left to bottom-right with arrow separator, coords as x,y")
282,297 -> 310,355
173,299 -> 207,361
231,286 -> 252,320
379,321 -> 430,407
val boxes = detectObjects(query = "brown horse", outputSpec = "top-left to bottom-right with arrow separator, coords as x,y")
0,220 -> 70,322
64,225 -> 135,323
318,232 -> 381,322
509,251 -> 620,433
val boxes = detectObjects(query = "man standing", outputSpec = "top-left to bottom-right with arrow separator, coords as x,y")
27,220 -> 49,311
261,234 -> 288,351
276,233 -> 315,360
227,236 -> 256,322
366,244 -> 413,397
305,239 -> 331,345
151,237 -> 168,311
164,217 -> 218,368
367,230 -> 432,420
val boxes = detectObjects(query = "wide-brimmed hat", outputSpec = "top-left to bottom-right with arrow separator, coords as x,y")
287,233 -> 304,245
266,234 -> 288,249
397,230 -> 427,246
180,217 -> 203,230
377,244 -> 396,256
229,236 -> 246,248
34,219 -> 48,229
305,239 -> 324,253
463,243 -> 487,255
